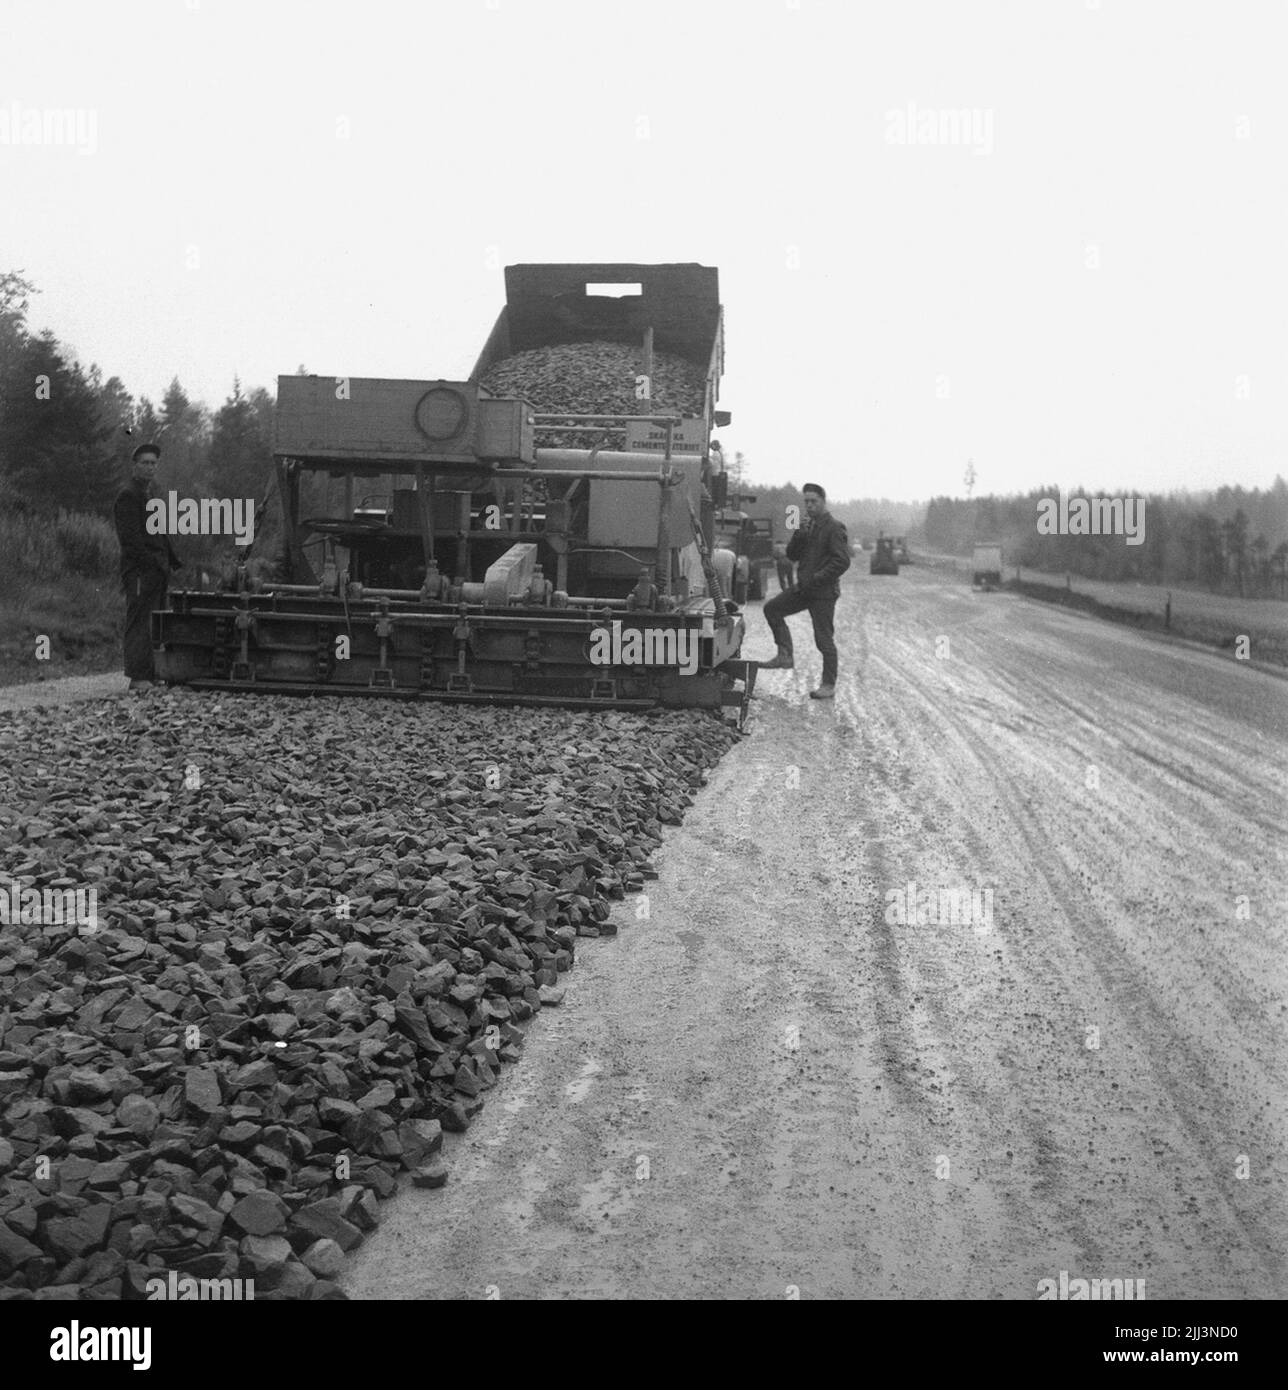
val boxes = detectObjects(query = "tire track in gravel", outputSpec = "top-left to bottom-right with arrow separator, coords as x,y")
879,653 -> 1274,1284
838,620 -> 1113,1291
859,573 -> 1287,1294
836,601 -> 1065,1296
954,616 -> 1288,1032
973,635 -> 1288,844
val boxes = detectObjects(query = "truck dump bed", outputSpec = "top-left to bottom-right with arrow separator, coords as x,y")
472,263 -> 724,424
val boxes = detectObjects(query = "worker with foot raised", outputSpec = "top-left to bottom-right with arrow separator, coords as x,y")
760,482 -> 850,699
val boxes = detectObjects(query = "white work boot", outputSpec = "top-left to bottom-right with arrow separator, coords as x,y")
809,683 -> 836,700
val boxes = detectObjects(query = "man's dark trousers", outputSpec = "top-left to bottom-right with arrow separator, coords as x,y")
122,568 -> 167,681
763,588 -> 838,685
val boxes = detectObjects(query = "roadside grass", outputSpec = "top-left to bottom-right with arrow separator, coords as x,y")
0,510 -> 123,686
0,502 -> 289,687
1009,578 -> 1288,665
919,551 -> 1288,666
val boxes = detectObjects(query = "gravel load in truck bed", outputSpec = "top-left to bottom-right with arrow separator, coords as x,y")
481,340 -> 708,448
0,693 -> 737,1299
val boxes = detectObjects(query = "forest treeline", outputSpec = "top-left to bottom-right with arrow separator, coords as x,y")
922,486 -> 1288,597
0,271 -> 277,570
732,468 -> 1288,598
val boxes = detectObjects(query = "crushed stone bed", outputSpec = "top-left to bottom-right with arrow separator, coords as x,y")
0,692 -> 738,1299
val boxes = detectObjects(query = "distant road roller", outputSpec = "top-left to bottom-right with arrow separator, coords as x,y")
152,264 -> 758,725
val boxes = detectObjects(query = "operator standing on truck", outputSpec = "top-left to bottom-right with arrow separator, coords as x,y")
113,442 -> 182,693
760,483 -> 850,699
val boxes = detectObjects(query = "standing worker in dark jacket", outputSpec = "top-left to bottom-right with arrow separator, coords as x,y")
113,443 -> 181,692
761,483 -> 851,699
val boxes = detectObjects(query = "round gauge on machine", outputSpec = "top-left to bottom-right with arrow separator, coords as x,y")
414,385 -> 471,442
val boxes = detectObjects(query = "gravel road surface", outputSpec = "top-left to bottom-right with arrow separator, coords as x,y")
342,566 -> 1288,1300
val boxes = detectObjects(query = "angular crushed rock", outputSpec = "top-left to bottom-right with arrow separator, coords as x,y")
480,340 -> 707,450
0,696 -> 736,1298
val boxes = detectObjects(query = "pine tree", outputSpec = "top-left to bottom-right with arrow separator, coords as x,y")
208,377 -> 273,502
3,329 -> 116,513
157,376 -> 211,497
96,373 -> 137,493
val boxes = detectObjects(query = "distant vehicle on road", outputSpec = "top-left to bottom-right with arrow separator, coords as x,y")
713,505 -> 776,602
972,542 -> 1003,590
870,535 -> 900,576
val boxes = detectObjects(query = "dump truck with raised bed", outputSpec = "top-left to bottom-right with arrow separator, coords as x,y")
151,264 -> 758,724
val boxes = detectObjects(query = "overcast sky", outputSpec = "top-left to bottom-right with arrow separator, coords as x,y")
3,0 -> 1285,502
